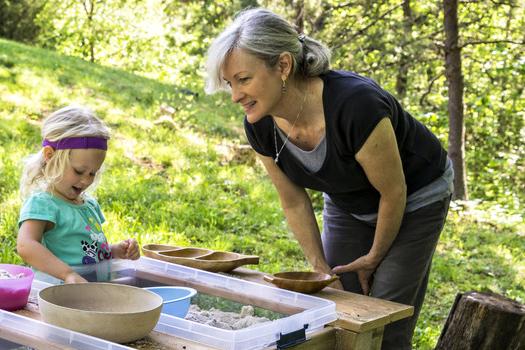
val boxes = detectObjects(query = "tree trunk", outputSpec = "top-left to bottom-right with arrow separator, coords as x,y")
443,0 -> 467,199
395,0 -> 412,99
435,291 -> 525,350
83,0 -> 96,63
294,0 -> 305,34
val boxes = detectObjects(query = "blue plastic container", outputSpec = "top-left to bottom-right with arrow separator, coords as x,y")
144,286 -> 197,318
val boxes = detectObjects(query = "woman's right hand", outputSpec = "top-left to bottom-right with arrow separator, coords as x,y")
329,279 -> 345,290
64,271 -> 88,284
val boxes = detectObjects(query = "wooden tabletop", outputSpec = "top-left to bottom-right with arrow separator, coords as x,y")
230,267 -> 414,333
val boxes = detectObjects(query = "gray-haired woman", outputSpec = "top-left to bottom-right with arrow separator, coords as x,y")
206,8 -> 453,350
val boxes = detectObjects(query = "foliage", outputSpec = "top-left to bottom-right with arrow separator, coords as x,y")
0,0 -> 45,43
3,0 -> 522,208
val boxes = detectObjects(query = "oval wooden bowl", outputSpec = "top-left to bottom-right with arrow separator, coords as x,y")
142,244 -> 180,259
155,248 -> 213,265
264,271 -> 339,294
38,283 -> 163,343
163,247 -> 213,258
192,251 -> 259,272
142,244 -> 259,272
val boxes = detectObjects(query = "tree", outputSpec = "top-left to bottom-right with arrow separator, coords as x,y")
395,0 -> 412,99
443,0 -> 467,199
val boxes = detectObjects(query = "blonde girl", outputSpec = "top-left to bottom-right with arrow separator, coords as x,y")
17,105 -> 139,284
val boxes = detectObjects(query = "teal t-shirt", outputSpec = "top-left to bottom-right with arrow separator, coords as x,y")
18,192 -> 112,266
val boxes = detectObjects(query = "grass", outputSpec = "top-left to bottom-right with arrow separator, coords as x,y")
0,38 -> 523,349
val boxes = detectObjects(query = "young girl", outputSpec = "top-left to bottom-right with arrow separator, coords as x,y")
17,105 -> 139,284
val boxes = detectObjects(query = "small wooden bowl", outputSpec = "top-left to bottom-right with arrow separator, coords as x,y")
263,271 -> 339,294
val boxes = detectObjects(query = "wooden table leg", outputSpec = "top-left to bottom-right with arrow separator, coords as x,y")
260,325 -> 384,350
336,326 -> 384,350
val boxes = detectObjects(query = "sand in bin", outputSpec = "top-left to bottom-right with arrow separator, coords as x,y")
185,304 -> 270,330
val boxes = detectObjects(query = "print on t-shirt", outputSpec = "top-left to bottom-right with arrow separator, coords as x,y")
82,216 -> 112,264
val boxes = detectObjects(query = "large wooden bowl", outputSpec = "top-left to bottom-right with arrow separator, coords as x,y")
264,271 -> 339,294
38,283 -> 163,343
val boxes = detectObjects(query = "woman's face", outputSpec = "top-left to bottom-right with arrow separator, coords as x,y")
222,48 -> 283,124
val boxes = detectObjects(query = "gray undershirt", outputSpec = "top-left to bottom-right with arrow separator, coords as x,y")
277,125 -> 454,223
276,125 -> 327,173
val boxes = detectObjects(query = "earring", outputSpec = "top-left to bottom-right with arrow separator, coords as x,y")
281,77 -> 287,93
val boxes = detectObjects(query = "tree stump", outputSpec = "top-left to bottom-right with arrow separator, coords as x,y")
435,291 -> 525,350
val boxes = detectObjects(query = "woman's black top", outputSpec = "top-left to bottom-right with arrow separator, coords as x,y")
244,70 -> 447,214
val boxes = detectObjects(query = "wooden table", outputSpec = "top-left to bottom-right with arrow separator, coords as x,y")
6,267 -> 413,350
232,268 -> 413,350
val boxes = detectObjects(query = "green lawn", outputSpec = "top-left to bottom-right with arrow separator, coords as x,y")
0,38 -> 523,349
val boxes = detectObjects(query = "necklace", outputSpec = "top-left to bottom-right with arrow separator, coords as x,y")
273,90 -> 308,163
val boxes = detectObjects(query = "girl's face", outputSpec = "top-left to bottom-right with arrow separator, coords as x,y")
222,48 -> 283,124
52,148 -> 106,204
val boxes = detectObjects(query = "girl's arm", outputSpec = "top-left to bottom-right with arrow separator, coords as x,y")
17,220 -> 86,283
332,117 -> 406,295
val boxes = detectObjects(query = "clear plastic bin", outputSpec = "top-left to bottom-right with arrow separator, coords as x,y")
0,308 -> 133,350
30,257 -> 338,350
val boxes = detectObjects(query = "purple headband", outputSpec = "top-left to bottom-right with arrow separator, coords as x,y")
42,137 -> 108,150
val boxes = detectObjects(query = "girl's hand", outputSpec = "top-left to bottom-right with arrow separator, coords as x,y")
332,254 -> 381,296
64,271 -> 88,284
113,238 -> 140,260
124,238 -> 140,260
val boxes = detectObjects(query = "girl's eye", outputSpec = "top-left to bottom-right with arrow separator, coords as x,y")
74,170 -> 83,175
239,77 -> 250,83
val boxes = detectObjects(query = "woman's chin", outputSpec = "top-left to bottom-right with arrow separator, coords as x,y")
245,112 -> 266,124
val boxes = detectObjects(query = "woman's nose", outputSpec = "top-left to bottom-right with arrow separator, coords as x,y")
231,86 -> 244,104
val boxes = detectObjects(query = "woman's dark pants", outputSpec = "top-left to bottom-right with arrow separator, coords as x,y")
322,196 -> 451,350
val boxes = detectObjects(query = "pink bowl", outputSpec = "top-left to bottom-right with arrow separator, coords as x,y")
0,264 -> 34,311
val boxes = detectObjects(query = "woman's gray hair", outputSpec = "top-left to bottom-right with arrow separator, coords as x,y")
205,8 -> 331,94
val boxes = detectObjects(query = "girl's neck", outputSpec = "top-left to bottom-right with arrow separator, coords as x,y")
47,188 -> 84,205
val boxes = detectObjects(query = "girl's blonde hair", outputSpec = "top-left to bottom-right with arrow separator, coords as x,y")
20,105 -> 111,199
205,8 -> 331,94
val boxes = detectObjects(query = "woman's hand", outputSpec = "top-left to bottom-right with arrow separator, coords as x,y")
112,238 -> 140,260
64,271 -> 88,284
329,279 -> 345,290
332,253 -> 382,295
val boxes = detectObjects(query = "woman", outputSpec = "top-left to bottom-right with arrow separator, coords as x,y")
206,8 -> 453,349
